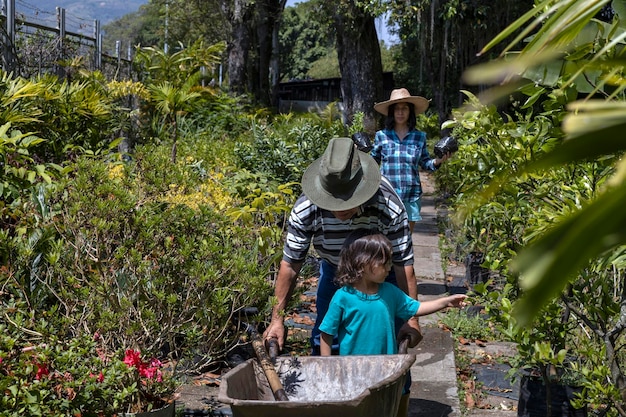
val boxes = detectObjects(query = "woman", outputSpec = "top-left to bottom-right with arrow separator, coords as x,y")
371,88 -> 451,234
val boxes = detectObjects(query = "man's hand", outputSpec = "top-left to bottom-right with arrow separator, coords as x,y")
263,259 -> 302,351
398,317 -> 423,348
263,317 -> 286,351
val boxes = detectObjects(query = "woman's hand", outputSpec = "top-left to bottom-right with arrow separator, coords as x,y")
434,151 -> 452,168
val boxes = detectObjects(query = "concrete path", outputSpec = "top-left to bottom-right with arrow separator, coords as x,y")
175,172 -> 517,416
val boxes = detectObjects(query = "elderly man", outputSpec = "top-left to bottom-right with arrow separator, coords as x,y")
263,137 -> 421,355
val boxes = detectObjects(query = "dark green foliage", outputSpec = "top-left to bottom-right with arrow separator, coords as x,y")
234,115 -> 343,184
0,71 -> 120,164
46,153 -> 272,368
389,0 -> 535,121
280,1 -> 335,81
184,92 -> 255,139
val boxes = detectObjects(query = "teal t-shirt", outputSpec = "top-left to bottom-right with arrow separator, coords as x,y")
319,282 -> 420,355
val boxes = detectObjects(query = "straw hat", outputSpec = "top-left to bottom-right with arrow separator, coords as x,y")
301,137 -> 381,211
374,88 -> 429,115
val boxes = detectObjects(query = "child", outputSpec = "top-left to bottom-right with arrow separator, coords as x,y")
319,230 -> 467,356
319,230 -> 466,417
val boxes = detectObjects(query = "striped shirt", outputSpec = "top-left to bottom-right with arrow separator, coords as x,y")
371,128 -> 437,202
283,178 -> 413,267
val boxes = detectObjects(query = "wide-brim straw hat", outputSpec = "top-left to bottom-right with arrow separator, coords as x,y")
374,88 -> 429,115
301,137 -> 381,211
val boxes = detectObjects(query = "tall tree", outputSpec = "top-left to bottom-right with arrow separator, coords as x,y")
279,1 -> 333,81
253,0 -> 286,106
389,0 -> 534,125
220,0 -> 254,95
314,0 -> 383,129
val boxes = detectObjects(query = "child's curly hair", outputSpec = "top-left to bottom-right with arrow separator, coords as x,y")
335,229 -> 393,287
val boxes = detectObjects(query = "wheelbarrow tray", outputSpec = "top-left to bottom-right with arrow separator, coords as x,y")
218,353 -> 416,417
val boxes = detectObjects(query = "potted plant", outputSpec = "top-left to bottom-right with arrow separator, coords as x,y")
0,301 -> 179,417
476,286 -> 587,417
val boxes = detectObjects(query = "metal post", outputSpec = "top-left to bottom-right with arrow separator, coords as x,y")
164,0 -> 169,54
56,7 -> 65,78
57,7 -> 65,53
98,33 -> 103,70
94,19 -> 101,70
127,44 -> 132,79
4,0 -> 16,73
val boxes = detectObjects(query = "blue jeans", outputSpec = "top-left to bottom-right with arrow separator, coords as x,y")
309,260 -> 411,393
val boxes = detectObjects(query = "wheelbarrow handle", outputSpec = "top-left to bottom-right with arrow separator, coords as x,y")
267,337 -> 279,363
398,335 -> 411,354
250,330 -> 289,401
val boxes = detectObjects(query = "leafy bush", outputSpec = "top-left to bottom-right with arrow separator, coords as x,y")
439,88 -> 624,409
440,308 -> 496,342
416,112 -> 442,142
0,123 -> 62,208
0,298 -> 177,416
234,116 -> 339,183
437,91 -> 610,274
4,148 -> 274,375
0,71 -> 122,162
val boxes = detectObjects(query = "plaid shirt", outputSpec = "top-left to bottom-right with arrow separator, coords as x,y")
371,128 -> 437,202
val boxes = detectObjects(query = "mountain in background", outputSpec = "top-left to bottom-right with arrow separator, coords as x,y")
20,0 -> 147,25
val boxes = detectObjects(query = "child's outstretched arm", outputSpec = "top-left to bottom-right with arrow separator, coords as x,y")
320,332 -> 334,356
415,294 -> 467,317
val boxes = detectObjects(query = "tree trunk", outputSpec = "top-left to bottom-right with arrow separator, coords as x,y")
270,0 -> 287,108
254,0 -> 284,107
222,0 -> 253,95
333,0 -> 383,130
255,0 -> 272,105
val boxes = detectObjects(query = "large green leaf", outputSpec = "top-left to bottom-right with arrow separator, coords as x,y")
512,177 -> 626,325
527,110 -> 626,170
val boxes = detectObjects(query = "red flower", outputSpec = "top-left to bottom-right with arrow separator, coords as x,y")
123,349 -> 142,368
123,349 -> 164,382
90,372 -> 105,383
35,362 -> 50,380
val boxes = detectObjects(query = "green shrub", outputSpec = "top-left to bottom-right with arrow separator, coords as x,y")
6,151 -> 274,374
234,118 -> 336,183
440,308 -> 496,342
0,298 -> 177,416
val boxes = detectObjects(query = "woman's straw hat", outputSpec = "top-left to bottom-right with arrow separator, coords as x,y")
374,88 -> 429,115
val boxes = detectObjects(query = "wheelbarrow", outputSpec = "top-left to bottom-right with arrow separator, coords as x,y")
217,350 -> 417,417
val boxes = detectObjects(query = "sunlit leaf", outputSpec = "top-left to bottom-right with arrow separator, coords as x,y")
512,182 -> 626,325
463,50 -> 563,85
478,0 -> 559,56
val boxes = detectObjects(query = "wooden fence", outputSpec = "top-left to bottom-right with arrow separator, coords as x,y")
1,0 -> 134,79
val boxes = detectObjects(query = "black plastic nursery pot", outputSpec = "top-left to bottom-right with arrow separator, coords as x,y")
465,251 -> 489,286
351,132 -> 372,153
517,374 -> 587,417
